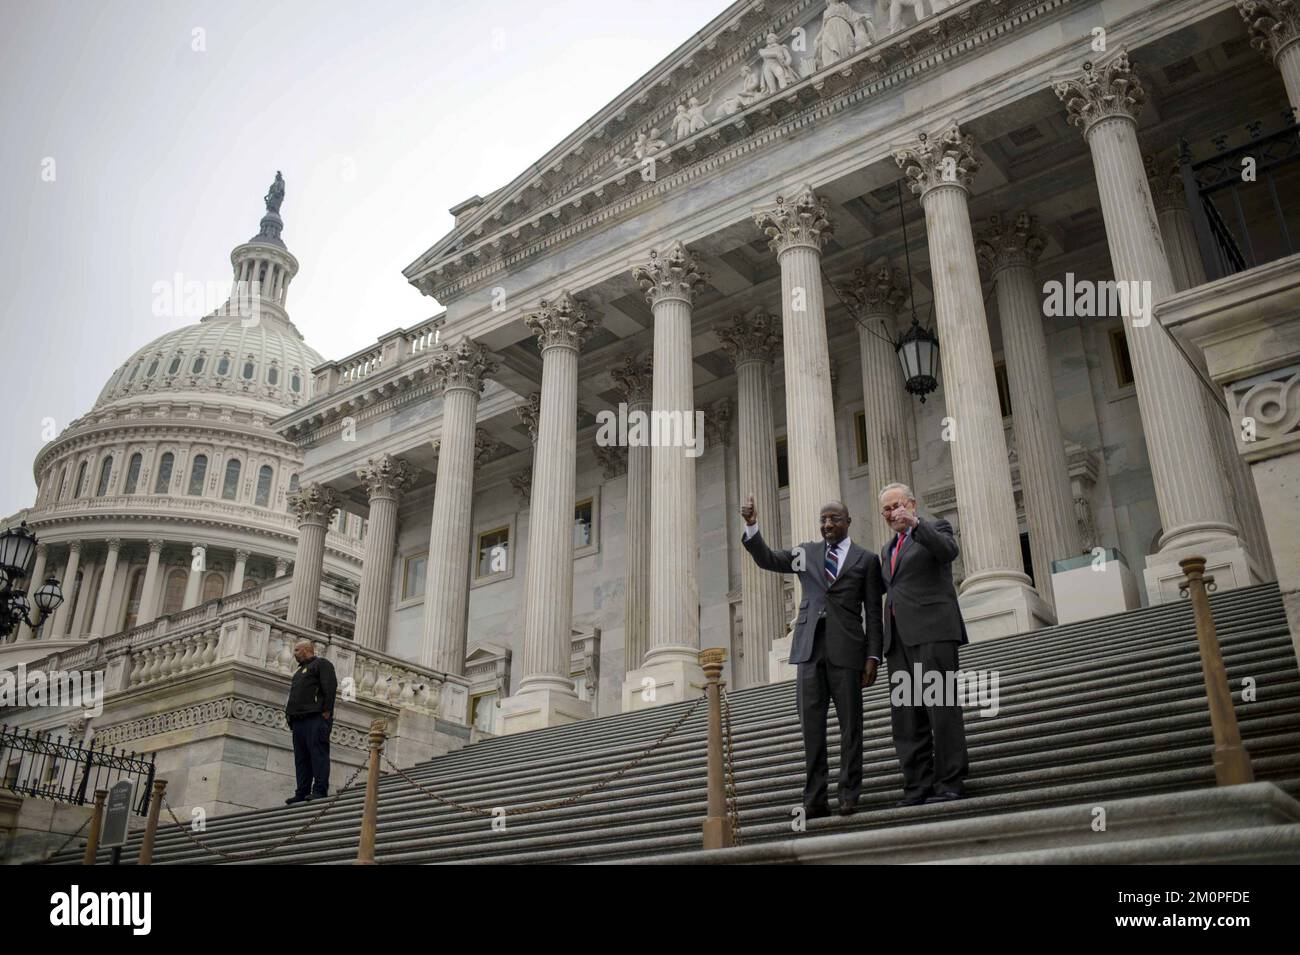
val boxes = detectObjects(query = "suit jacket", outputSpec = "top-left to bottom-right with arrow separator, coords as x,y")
741,530 -> 884,670
878,516 -> 968,655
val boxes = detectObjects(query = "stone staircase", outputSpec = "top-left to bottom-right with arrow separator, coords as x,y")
54,583 -> 1300,864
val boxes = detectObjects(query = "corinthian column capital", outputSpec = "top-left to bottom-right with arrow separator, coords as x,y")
633,240 -> 709,306
975,211 -> 1047,275
431,337 -> 496,395
609,352 -> 653,404
754,185 -> 834,254
525,290 -> 599,352
1144,153 -> 1187,214
147,538 -> 165,554
473,428 -> 501,471
289,483 -> 341,525
715,310 -> 781,368
357,453 -> 415,500
517,393 -> 541,443
838,259 -> 908,319
1237,0 -> 1300,62
894,124 -> 981,198
1053,49 -> 1147,136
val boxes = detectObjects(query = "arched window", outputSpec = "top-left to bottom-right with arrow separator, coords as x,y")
154,452 -> 174,494
290,372 -> 301,393
188,454 -> 208,496
57,464 -> 68,500
167,356 -> 182,375
267,365 -> 279,386
74,461 -> 88,498
95,456 -> 113,496
191,355 -> 205,375
121,568 -> 146,631
128,363 -> 141,383
254,465 -> 274,507
123,453 -> 142,494
242,360 -> 256,380
222,459 -> 241,500
201,572 -> 225,603
216,355 -> 231,376
146,358 -> 159,378
161,569 -> 188,616
285,472 -> 300,511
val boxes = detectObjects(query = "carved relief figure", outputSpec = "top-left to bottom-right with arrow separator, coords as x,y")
686,95 -> 712,133
672,104 -> 693,141
889,0 -> 950,33
814,1 -> 876,69
757,32 -> 800,94
614,130 -> 668,169
716,64 -> 764,118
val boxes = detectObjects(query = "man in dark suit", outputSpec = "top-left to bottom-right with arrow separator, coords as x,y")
877,482 -> 970,806
740,495 -> 883,818
284,639 -> 338,804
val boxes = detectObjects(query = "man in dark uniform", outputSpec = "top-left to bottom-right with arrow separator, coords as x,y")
284,639 -> 338,804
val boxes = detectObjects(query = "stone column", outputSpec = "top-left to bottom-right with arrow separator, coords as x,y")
138,539 -> 164,626
894,126 -> 1049,638
17,544 -> 48,640
623,241 -> 708,711
182,544 -> 205,610
1149,156 -> 1274,582
755,187 -> 842,545
715,310 -> 786,688
838,260 -> 917,545
975,212 -> 1082,612
1238,0 -> 1300,114
354,455 -> 414,652
610,353 -> 653,675
420,338 -> 496,674
89,538 -> 122,636
287,485 -> 340,629
50,541 -> 82,637
227,550 -> 249,596
501,292 -> 600,733
1055,51 -> 1252,602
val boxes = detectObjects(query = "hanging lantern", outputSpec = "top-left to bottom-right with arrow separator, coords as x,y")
896,318 -> 940,402
33,575 -> 65,617
0,521 -> 37,580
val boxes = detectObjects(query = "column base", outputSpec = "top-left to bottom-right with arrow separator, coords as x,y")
621,653 -> 706,712
767,634 -> 797,684
497,687 -> 592,736
1050,550 -> 1142,624
1143,536 -> 1263,605
959,578 -> 1055,641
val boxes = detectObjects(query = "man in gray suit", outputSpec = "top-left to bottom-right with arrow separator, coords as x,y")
877,482 -> 970,806
740,495 -> 883,818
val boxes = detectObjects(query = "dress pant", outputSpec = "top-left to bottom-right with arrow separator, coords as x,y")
885,623 -> 968,799
290,712 -> 332,797
795,618 -> 864,812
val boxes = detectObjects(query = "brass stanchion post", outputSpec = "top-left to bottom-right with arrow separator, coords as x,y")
82,788 -> 108,865
138,779 -> 167,865
699,648 -> 733,850
1181,556 -> 1254,785
355,719 -> 387,865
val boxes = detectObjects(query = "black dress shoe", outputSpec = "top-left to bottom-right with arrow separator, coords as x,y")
284,795 -> 308,805
926,790 -> 966,803
838,801 -> 859,817
805,804 -> 832,820
895,790 -> 933,808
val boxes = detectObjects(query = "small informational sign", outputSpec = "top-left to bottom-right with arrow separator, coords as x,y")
101,778 -> 137,849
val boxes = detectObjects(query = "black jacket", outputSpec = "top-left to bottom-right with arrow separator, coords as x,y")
285,656 -> 338,719
742,530 -> 884,670
878,516 -> 968,654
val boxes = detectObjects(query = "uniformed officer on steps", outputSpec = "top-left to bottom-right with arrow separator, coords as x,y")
284,638 -> 338,804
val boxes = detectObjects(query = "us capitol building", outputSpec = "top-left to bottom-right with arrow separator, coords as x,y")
4,0 -> 1299,817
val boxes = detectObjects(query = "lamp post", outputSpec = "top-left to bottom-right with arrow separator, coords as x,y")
896,317 -> 940,402
0,521 -> 64,640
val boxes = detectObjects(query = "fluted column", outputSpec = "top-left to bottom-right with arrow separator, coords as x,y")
138,539 -> 164,625
1055,52 -> 1247,595
1149,157 -> 1275,580
227,550 -> 249,596
611,353 -> 653,673
717,311 -> 786,687
17,544 -> 48,641
894,126 -> 1047,637
50,542 -> 82,637
976,213 -> 1082,611
623,241 -> 708,710
89,538 -> 122,636
182,544 -> 205,610
500,293 -> 600,732
755,187 -> 842,544
287,485 -> 339,629
354,455 -> 414,652
420,338 -> 496,673
1239,0 -> 1300,114
838,261 -> 917,545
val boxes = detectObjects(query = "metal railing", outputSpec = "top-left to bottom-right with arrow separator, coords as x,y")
1180,114 -> 1300,281
0,724 -> 156,815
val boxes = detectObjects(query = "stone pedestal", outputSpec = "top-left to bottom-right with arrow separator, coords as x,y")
767,633 -> 797,684
499,687 -> 595,735
1051,550 -> 1142,624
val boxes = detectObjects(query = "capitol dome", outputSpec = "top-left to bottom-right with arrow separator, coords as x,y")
3,173 -> 363,656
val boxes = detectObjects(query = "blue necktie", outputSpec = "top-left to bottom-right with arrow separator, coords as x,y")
824,543 -> 838,585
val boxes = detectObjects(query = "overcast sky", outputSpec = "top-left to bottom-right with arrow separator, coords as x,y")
0,0 -> 731,517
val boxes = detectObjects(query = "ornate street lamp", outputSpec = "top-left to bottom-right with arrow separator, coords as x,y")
0,521 -> 64,640
895,317 -> 940,402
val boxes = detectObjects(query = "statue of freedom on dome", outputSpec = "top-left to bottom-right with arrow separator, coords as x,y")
264,171 -> 285,214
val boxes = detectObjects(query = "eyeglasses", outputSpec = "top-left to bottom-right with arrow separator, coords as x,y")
880,502 -> 910,516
